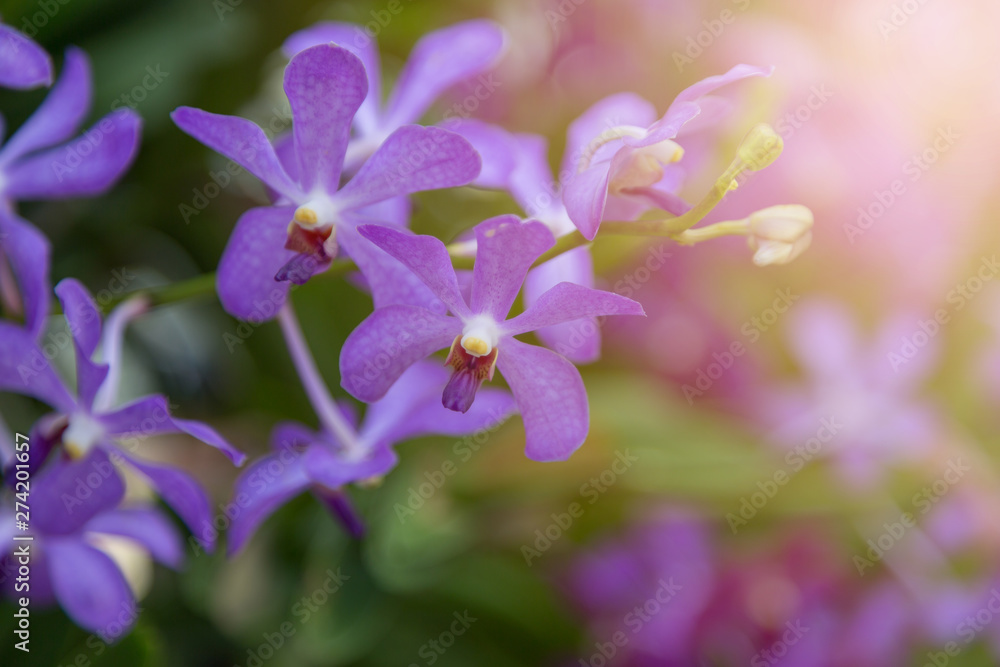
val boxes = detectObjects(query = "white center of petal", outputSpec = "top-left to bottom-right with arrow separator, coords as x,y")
293,193 -> 340,228
64,412 -> 106,459
460,315 -> 502,357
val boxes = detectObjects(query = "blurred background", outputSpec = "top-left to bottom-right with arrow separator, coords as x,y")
2,0 -> 1000,665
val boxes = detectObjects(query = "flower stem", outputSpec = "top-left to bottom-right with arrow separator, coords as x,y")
276,302 -> 364,457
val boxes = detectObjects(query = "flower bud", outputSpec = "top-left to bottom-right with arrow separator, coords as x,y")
738,123 -> 783,171
746,205 -> 814,266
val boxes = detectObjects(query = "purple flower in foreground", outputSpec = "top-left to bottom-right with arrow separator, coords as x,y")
0,22 -> 51,89
1,501 -> 181,638
228,360 -> 514,554
171,43 -> 481,322
0,279 -> 244,549
340,216 -> 644,461
0,48 -> 141,335
282,19 -> 505,172
449,95 -> 690,363
563,64 -> 772,240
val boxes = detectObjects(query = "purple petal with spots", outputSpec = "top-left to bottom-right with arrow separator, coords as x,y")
334,125 -> 481,211
0,47 -> 90,163
46,537 -> 137,636
0,24 -> 52,89
356,224 -> 468,316
0,322 -> 75,412
118,451 -> 215,551
171,107 -> 301,201
523,248 -> 601,363
284,44 -> 366,193
85,506 -> 184,569
0,209 -> 51,336
227,450 -> 311,556
471,216 -> 554,320
55,279 -> 108,408
384,20 -> 505,128
282,22 -> 383,134
3,109 -> 141,200
338,224 -> 445,313
100,393 -> 244,465
496,337 -> 588,462
216,205 -> 296,321
32,449 -> 125,535
506,281 -> 644,335
340,305 -> 460,402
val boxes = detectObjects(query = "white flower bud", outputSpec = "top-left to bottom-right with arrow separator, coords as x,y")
746,205 -> 814,266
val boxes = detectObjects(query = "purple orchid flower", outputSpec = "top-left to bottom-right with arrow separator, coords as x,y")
758,299 -> 943,488
339,215 -> 645,461
0,47 -> 141,336
563,64 -> 772,240
0,21 -> 51,89
282,19 -> 505,173
227,360 -> 514,555
447,102 -> 686,364
0,278 -> 244,550
171,43 -> 482,322
1,500 -> 182,638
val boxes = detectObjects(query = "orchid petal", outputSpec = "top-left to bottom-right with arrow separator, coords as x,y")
285,43 -> 367,193
383,20 -> 505,129
340,305 -> 461,402
0,322 -> 75,412
32,449 -> 125,535
0,24 -> 52,89
356,223 -> 468,316
46,537 -> 137,636
523,248 -> 601,363
171,107 -> 302,201
216,205 -> 296,322
506,282 -> 644,335
335,125 -> 481,211
55,279 -> 109,409
0,210 -> 51,336
471,216 -> 554,320
496,337 -> 588,462
227,451 -> 311,556
282,22 -> 382,134
1,47 -> 91,164
85,506 -> 184,569
3,109 -> 141,200
100,394 -> 244,465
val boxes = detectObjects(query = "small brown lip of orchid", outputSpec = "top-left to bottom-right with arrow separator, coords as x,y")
285,221 -> 335,257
